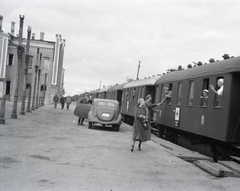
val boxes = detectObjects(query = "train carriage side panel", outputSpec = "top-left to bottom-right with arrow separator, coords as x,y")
174,75 -> 230,142
155,70 -> 233,142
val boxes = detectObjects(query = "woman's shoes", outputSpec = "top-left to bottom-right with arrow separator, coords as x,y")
131,145 -> 134,152
138,144 -> 141,151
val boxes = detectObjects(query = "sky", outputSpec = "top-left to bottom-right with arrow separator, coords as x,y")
2,0 -> 240,95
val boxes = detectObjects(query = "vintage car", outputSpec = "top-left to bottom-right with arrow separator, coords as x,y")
87,98 -> 122,131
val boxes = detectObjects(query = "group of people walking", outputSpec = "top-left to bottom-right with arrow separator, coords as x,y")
53,94 -> 73,110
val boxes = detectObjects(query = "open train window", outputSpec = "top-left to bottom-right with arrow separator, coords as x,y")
188,81 -> 194,106
201,78 -> 209,107
167,83 -> 172,105
156,85 -> 160,103
160,83 -> 172,105
132,88 -> 136,101
211,77 -> 224,107
177,82 -> 182,105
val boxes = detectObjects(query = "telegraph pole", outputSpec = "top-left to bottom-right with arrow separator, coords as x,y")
20,26 -> 31,115
11,15 -> 24,119
136,61 -> 141,80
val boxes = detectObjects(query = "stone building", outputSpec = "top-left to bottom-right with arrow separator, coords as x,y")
0,15 -> 65,104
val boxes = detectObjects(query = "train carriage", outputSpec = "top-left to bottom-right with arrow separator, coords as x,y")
154,56 -> 240,159
106,83 -> 125,104
89,89 -> 99,99
98,86 -> 111,99
121,76 -> 160,125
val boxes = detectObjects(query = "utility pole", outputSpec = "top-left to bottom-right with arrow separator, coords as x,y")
20,26 -> 31,115
11,15 -> 24,119
136,61 -> 141,80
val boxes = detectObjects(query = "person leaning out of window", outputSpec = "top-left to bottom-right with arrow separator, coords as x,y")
210,78 -> 224,106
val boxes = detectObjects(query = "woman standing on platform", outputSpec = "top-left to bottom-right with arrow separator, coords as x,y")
131,98 -> 151,152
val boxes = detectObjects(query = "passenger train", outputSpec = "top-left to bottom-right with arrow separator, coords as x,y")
86,55 -> 240,161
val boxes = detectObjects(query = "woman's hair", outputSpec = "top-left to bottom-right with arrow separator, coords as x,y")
137,98 -> 145,107
218,78 -> 224,84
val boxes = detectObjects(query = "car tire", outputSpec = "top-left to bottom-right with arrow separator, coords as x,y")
113,125 -> 120,131
88,122 -> 93,129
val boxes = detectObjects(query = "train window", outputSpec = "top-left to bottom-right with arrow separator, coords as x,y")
138,87 -> 141,100
211,77 -> 224,107
177,82 -> 182,105
132,88 -> 136,100
167,83 -> 172,105
156,85 -> 160,103
201,79 -> 209,107
160,84 -> 172,105
188,81 -> 194,106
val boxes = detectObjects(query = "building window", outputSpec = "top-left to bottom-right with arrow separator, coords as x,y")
28,56 -> 33,69
8,54 -> 14,65
188,81 -> 194,106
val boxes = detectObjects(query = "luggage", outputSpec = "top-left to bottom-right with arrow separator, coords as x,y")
74,103 -> 91,119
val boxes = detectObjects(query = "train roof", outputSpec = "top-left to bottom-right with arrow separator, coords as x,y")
123,76 -> 160,89
98,86 -> 111,93
107,83 -> 126,92
89,89 -> 99,94
156,56 -> 240,84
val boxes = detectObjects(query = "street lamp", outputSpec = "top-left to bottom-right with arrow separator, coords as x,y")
31,48 -> 39,111
35,53 -> 42,109
11,15 -> 24,119
20,26 -> 31,115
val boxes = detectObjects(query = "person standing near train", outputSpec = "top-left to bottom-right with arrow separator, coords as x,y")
77,94 -> 89,126
131,98 -> 151,152
144,94 -> 160,121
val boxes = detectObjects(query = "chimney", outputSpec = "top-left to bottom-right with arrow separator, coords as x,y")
40,31 -> 44,40
32,33 -> 35,40
0,15 -> 3,32
222,54 -> 230,60
11,22 -> 15,36
209,58 -> 215,63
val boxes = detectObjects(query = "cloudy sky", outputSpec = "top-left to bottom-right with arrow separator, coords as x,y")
2,0 -> 240,95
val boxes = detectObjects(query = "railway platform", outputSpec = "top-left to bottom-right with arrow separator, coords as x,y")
1,101 -> 240,191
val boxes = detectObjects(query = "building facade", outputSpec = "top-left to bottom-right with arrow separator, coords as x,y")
0,15 -> 65,104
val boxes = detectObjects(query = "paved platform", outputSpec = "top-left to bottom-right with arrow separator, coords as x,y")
1,101 -> 240,191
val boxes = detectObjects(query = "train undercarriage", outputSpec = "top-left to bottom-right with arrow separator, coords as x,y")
151,123 -> 240,162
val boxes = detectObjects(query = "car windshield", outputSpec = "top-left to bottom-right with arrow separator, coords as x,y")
98,102 -> 115,107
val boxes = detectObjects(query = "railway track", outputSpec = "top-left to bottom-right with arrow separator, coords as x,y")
151,127 -> 240,178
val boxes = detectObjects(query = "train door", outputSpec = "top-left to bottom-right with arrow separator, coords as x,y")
228,72 -> 240,142
175,82 -> 182,127
145,86 -> 155,101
